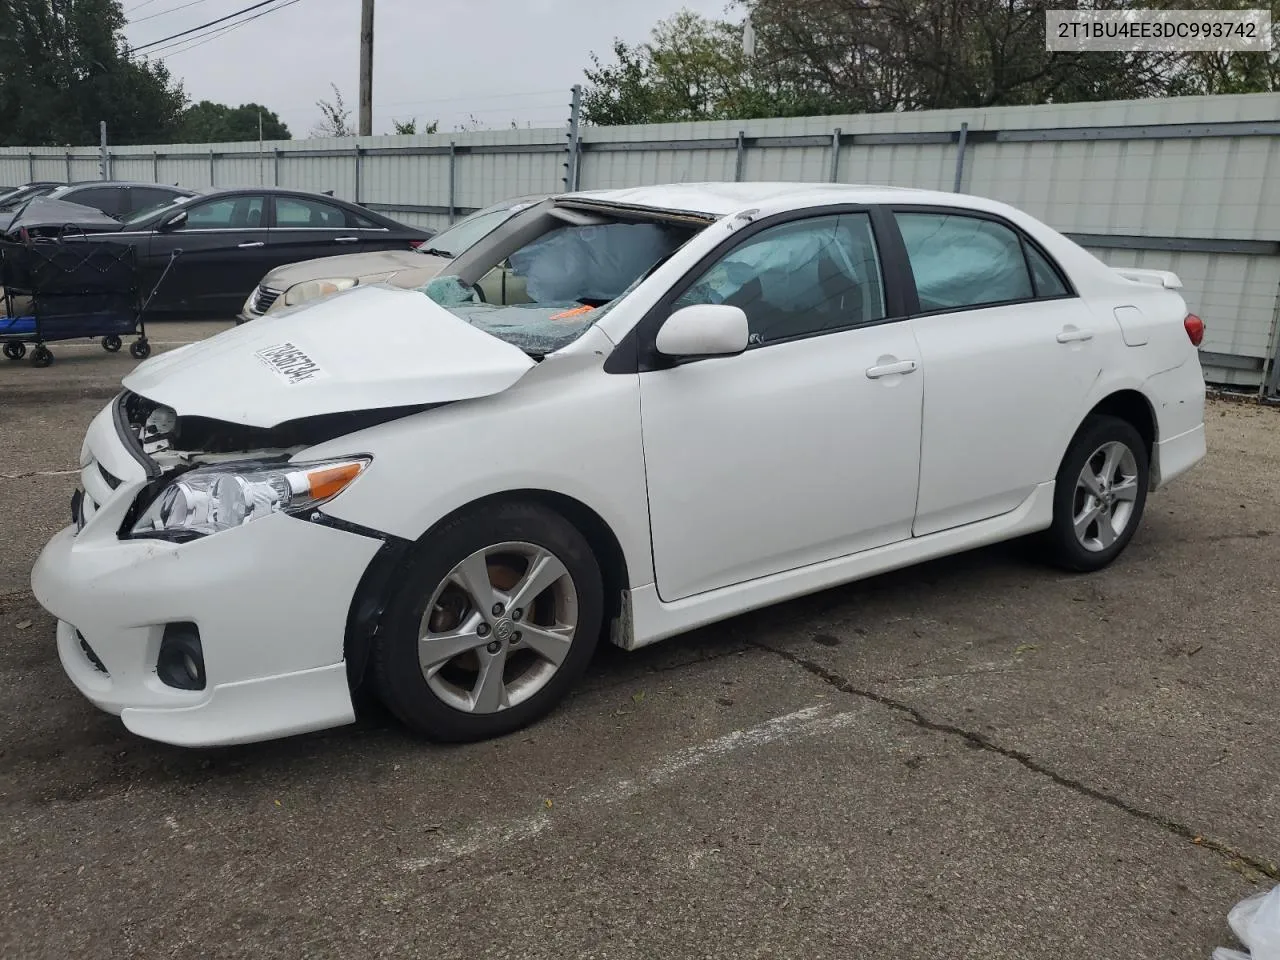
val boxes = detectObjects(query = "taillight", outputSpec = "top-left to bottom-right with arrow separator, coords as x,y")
409,239 -> 425,249
1184,313 -> 1204,347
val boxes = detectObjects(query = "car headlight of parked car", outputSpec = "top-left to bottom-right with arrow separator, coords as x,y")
130,457 -> 370,539
283,278 -> 358,306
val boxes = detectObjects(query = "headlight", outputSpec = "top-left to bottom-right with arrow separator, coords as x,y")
283,278 -> 357,306
130,456 -> 370,539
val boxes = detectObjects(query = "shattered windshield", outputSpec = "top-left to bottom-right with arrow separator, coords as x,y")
417,219 -> 697,356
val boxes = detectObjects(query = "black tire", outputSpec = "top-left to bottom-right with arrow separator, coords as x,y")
1042,414 -> 1149,572
30,345 -> 52,368
3,341 -> 25,361
373,501 -> 603,742
102,335 -> 122,353
130,339 -> 151,360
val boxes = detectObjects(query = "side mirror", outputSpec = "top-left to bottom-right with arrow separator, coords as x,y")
655,303 -> 749,359
161,211 -> 187,231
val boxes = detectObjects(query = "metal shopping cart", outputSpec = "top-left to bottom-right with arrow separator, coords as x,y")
0,230 -> 179,368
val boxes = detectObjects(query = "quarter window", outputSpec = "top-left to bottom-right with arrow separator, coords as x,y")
1024,242 -> 1069,298
895,212 -> 1037,311
673,213 -> 886,345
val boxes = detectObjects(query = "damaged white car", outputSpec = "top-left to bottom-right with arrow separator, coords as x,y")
31,183 -> 1207,747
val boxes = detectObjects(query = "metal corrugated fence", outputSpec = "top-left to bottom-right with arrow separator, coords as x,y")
2,92 -> 1278,392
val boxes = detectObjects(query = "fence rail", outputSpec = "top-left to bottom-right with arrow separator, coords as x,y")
3,91 -> 1279,394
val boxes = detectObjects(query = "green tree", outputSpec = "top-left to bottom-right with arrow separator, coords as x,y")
173,101 -> 291,143
391,118 -> 440,135
0,0 -> 187,146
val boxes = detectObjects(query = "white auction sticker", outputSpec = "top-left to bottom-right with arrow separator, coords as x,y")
254,341 -> 328,385
1046,9 -> 1272,52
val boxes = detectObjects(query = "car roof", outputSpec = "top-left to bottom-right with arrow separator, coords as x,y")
60,180 -> 196,190
557,182 -> 987,218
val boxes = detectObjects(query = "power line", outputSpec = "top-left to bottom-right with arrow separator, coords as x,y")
129,0 -> 213,25
125,0 -> 168,12
145,0 -> 305,56
132,0 -> 294,52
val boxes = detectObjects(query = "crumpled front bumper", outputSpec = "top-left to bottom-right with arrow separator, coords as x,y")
28,398 -> 383,747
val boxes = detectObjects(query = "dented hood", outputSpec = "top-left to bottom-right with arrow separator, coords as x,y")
122,285 -> 536,427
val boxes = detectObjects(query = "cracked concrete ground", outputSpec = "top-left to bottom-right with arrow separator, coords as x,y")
1,331 -> 1278,959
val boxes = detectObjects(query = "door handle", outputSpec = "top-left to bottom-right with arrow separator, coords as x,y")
334,236 -> 359,243
1056,327 -> 1093,343
238,241 -> 264,249
865,359 -> 918,379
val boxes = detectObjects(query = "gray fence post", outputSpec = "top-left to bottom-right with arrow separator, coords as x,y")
952,122 -> 969,192
209,150 -> 215,186
99,122 -> 109,180
273,148 -> 281,186
354,146 -> 363,204
829,128 -> 842,182
734,131 -> 746,181
448,141 -> 457,223
27,153 -> 34,182
564,84 -> 582,191
64,152 -> 72,181
1264,280 -> 1280,398
152,151 -> 159,183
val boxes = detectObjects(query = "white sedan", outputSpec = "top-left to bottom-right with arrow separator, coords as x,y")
31,182 -> 1207,747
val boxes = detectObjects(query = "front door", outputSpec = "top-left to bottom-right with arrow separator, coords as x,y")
637,211 -> 925,602
890,208 -> 1108,536
144,194 -> 270,314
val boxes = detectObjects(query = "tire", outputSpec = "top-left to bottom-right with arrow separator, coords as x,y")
129,339 -> 151,360
3,341 -> 25,361
30,345 -> 52,368
373,500 -> 604,742
102,334 -> 122,352
1042,414 -> 1149,572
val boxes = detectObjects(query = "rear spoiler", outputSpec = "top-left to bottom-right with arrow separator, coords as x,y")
1113,267 -> 1183,290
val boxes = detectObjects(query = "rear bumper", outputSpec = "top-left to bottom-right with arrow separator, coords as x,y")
1153,422 -> 1205,489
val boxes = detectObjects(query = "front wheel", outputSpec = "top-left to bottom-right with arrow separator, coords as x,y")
102,335 -> 122,353
129,339 -> 151,360
1042,414 -> 1149,572
373,501 -> 604,742
3,341 -> 25,360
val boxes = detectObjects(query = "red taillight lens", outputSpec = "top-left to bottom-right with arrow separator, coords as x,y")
409,239 -> 425,249
1184,313 -> 1204,347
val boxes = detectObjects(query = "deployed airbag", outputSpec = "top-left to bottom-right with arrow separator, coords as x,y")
508,222 -> 678,303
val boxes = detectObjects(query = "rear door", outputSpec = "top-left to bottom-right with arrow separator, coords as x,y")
267,194 -> 367,261
142,194 -> 270,314
889,207 -> 1107,536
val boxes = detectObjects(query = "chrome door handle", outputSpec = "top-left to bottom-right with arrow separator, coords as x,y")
1056,328 -> 1093,343
865,359 -> 918,379
238,241 -> 264,249
334,236 -> 359,243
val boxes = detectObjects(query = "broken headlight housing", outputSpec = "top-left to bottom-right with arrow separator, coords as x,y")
129,457 -> 370,539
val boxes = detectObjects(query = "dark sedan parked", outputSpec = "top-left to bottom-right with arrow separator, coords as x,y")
43,181 -> 195,219
6,187 -> 436,316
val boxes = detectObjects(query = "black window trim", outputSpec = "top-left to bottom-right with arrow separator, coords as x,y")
886,204 -> 1078,319
604,203 -> 914,374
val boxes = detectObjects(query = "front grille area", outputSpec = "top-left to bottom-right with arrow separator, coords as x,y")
252,286 -> 282,314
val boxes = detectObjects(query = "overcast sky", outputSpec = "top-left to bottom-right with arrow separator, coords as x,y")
124,0 -> 739,138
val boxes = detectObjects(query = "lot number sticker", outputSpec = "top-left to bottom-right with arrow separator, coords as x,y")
254,342 -> 328,385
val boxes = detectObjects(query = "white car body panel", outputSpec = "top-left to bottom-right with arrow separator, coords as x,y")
30,181 -> 1208,746
124,284 -> 535,426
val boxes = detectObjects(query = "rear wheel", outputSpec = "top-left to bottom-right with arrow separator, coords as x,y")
102,335 -> 122,353
30,345 -> 52,368
1043,415 -> 1149,572
373,501 -> 603,742
2,342 -> 25,360
130,339 -> 151,360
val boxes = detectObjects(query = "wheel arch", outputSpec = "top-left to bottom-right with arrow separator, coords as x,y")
1085,389 -> 1157,458
342,488 -> 633,696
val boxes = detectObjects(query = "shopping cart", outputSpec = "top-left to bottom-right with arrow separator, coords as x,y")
0,230 -> 180,368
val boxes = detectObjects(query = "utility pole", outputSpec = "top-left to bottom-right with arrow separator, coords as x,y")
358,0 -> 374,137
563,84 -> 582,191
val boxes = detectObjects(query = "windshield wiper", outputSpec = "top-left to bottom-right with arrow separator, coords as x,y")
418,247 -> 454,258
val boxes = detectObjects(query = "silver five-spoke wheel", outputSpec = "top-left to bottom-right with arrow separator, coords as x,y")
419,542 -> 579,714
1072,440 -> 1140,553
